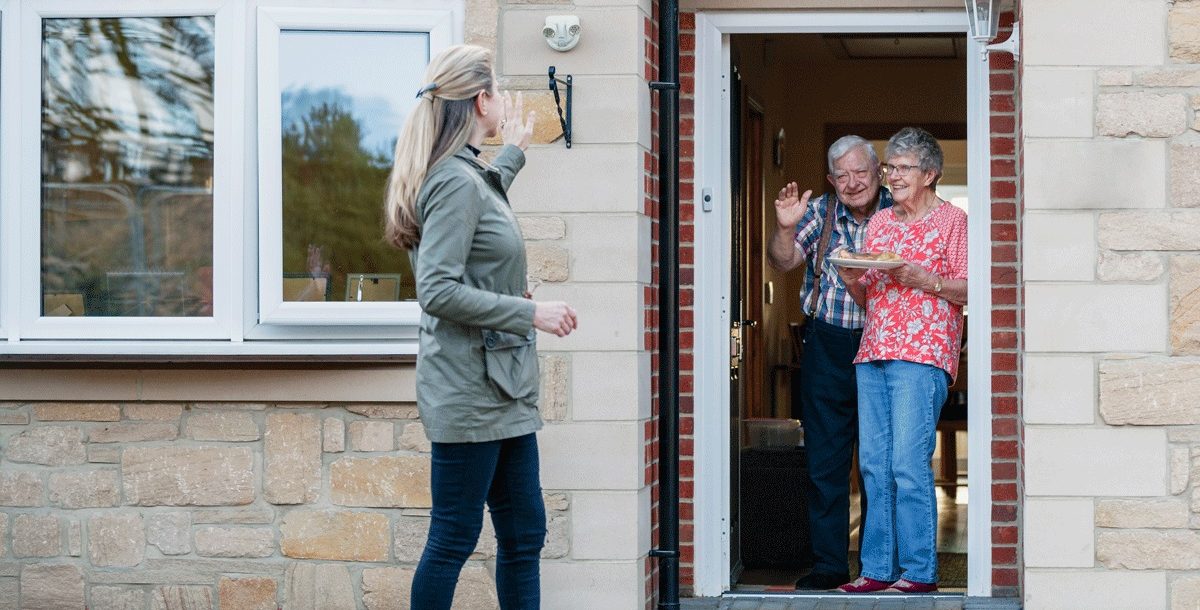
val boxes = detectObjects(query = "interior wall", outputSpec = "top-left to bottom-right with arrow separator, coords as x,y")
730,34 -> 967,414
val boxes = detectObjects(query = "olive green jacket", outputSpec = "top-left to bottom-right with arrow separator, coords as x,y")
410,144 -> 541,443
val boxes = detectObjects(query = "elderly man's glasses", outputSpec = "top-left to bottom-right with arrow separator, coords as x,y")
881,163 -> 920,177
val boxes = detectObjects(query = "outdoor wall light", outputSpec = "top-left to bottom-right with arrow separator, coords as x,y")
543,16 -> 581,52
964,0 -> 1020,62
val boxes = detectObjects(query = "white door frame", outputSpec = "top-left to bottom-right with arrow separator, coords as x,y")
692,9 -> 994,597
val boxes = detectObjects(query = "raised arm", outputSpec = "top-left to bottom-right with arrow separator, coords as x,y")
767,182 -> 814,272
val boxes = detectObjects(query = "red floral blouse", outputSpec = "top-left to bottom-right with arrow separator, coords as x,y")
853,200 -> 968,380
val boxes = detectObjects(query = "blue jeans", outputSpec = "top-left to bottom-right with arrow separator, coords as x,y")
411,433 -> 546,610
855,360 -> 947,585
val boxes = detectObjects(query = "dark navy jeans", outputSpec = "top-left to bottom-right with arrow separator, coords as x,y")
411,433 -> 546,610
798,319 -> 863,577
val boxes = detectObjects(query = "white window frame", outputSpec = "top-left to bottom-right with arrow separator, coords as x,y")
0,0 -> 462,356
252,6 -> 452,336
17,0 -> 239,340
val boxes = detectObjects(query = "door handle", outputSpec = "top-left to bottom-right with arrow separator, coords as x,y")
729,321 -> 742,379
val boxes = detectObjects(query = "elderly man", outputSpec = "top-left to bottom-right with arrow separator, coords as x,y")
767,135 -> 892,590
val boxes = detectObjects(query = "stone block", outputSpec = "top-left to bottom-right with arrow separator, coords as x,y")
282,562 -> 355,610
502,8 -> 642,76
573,351 -> 650,421
67,520 -> 81,556
1100,357 -> 1200,424
546,493 -> 568,511
1025,499 -> 1093,568
89,445 -> 121,463
0,410 -> 28,425
147,513 -> 191,555
122,447 -> 254,506
264,413 -> 321,505
509,146 -> 643,214
345,404 -> 418,419
541,560 -> 643,610
330,455 -> 431,507
1026,285 -> 1165,353
482,90 -> 567,146
1173,256 -> 1200,354
1097,69 -> 1133,86
566,214 -> 650,283
518,216 -> 566,240
1174,576 -> 1200,610
1025,570 -> 1165,610
530,283 -> 641,352
219,577 -> 277,610
90,422 -> 178,443
1099,530 -> 1200,569
19,564 -> 84,609
543,512 -> 569,559
1096,498 -> 1189,528
185,411 -> 259,441
525,242 -> 569,282
464,0 -> 497,49
89,513 -> 145,568
362,565 -> 495,610
6,426 -> 86,465
48,469 -> 119,509
1172,144 -> 1200,208
0,514 -> 6,558
191,509 -> 274,524
13,514 -> 59,558
1023,68 -> 1094,137
1171,4 -> 1200,62
90,586 -> 147,610
1024,0 -> 1164,66
194,527 -> 274,558
348,420 -> 394,452
1097,92 -> 1187,138
1023,212 -> 1095,281
123,404 -> 183,421
1140,68 -> 1200,87
1024,356 -> 1095,424
1098,251 -> 1164,282
393,515 -> 429,563
1026,427 -> 1166,496
539,423 -> 642,489
150,585 -> 213,610
32,403 -> 119,421
1103,210 -> 1200,251
539,354 -> 569,421
0,471 -> 42,507
572,489 -> 648,560
397,422 -> 430,453
1026,140 -> 1165,210
0,578 -> 13,608
280,511 -> 389,561
323,417 -> 344,452
1174,446 -> 1191,495
1194,95 -> 1200,132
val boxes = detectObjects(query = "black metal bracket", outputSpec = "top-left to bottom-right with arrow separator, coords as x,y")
649,549 -> 679,558
648,81 -> 679,91
548,66 -> 572,148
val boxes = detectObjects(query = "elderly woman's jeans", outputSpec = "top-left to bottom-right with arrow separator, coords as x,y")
855,359 -> 947,585
411,433 -> 546,610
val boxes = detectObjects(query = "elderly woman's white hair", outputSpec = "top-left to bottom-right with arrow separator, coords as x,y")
885,127 -> 943,181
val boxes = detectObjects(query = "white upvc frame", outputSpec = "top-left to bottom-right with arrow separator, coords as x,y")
693,10 -> 994,598
252,6 -> 453,335
0,0 -> 18,343
16,0 -> 239,340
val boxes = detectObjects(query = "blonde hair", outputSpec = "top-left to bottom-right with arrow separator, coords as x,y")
385,45 -> 495,250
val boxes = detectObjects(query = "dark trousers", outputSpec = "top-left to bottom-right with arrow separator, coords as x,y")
411,433 -> 546,610
798,319 -> 863,577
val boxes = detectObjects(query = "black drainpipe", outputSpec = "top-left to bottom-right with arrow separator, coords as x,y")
648,0 -> 680,608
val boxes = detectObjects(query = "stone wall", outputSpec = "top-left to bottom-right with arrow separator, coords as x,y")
1023,0 -> 1200,608
0,401 -> 571,609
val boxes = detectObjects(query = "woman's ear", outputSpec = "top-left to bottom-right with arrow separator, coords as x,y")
475,90 -> 489,117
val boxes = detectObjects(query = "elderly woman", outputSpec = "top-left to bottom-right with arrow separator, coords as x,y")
833,127 -> 967,594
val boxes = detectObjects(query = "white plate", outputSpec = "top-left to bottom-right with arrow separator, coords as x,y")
827,256 -> 904,270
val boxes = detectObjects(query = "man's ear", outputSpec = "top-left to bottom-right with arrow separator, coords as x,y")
826,174 -> 836,188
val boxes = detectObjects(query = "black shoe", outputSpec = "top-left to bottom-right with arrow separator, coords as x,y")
795,571 -> 851,590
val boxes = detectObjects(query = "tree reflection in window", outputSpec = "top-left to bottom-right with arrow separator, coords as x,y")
41,16 -> 215,317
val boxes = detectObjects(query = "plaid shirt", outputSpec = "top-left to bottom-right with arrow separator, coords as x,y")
794,189 -> 893,330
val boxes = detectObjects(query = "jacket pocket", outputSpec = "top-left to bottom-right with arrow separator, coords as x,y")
482,328 -> 539,401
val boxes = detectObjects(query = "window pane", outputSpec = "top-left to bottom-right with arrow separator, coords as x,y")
279,30 -> 425,303
41,17 -> 216,317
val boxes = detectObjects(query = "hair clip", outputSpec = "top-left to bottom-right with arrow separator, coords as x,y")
414,82 -> 438,99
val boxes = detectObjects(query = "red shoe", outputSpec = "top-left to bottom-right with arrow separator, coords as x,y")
837,576 -> 894,593
884,578 -> 938,593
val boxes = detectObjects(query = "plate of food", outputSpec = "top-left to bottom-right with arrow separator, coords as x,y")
827,250 -> 905,269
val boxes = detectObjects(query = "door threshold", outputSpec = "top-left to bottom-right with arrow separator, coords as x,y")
724,591 -> 965,600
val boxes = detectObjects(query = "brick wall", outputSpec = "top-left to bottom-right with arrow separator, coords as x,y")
0,402 -> 569,608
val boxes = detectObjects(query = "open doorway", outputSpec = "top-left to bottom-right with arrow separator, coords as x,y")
729,31 -> 970,592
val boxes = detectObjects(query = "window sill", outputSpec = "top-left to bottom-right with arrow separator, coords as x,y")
0,340 -> 417,363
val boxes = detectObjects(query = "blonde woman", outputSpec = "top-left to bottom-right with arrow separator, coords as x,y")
386,44 -> 578,609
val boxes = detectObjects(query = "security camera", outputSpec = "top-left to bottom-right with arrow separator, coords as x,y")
543,16 -> 581,52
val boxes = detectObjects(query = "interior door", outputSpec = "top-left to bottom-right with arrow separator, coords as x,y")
727,60 -> 744,584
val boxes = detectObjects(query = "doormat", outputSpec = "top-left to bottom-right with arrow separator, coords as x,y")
849,551 -> 967,589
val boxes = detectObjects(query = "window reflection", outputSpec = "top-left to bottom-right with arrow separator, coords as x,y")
279,30 -> 425,302
41,17 -> 215,317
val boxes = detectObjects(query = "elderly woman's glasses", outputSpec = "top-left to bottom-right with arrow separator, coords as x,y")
881,163 -> 920,177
